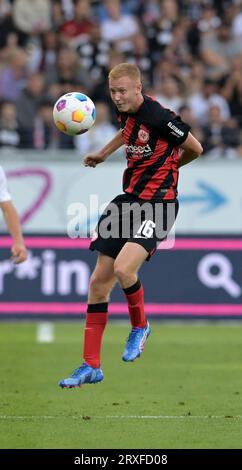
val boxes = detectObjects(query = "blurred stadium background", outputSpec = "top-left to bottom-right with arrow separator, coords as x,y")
1,0 -> 242,450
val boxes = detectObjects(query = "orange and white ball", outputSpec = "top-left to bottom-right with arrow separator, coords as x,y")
53,92 -> 96,136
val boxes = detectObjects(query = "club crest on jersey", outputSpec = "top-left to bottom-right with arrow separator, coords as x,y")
138,129 -> 149,143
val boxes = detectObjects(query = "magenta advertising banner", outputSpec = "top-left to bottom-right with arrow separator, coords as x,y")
0,235 -> 242,319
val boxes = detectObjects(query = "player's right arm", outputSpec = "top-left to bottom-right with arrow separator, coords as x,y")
83,130 -> 124,168
0,200 -> 28,264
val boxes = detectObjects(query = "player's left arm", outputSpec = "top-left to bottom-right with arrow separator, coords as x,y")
155,103 -> 203,168
0,200 -> 28,264
154,105 -> 203,168
178,132 -> 203,168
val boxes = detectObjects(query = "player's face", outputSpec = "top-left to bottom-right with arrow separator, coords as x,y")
109,76 -> 143,113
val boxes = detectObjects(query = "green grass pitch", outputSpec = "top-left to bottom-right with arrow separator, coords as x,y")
0,321 -> 242,449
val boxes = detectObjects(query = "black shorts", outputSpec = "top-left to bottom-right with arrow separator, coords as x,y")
89,193 -> 179,261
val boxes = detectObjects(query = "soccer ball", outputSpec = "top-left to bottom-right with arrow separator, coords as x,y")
53,92 -> 96,136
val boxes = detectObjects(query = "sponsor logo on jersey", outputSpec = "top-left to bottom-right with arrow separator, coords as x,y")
138,129 -> 149,143
125,143 -> 152,158
167,121 -> 184,137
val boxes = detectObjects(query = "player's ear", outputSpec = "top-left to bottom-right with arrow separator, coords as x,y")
136,81 -> 142,93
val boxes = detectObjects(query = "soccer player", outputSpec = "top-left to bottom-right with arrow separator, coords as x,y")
59,63 -> 203,388
0,165 -> 28,264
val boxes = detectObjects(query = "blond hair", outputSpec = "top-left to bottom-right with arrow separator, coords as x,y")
108,63 -> 141,82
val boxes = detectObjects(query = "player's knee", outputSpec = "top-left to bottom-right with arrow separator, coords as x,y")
113,262 -> 130,283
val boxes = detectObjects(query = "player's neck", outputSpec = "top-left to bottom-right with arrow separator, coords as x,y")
128,94 -> 144,113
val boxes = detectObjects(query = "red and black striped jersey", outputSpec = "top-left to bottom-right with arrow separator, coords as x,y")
117,95 -> 190,201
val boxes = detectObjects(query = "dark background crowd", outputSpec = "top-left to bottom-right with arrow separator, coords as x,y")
0,0 -> 242,159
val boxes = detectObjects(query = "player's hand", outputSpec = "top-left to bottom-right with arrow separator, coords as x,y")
11,243 -> 28,264
83,153 -> 106,168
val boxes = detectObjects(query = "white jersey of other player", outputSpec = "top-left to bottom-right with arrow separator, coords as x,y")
0,166 -> 11,203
